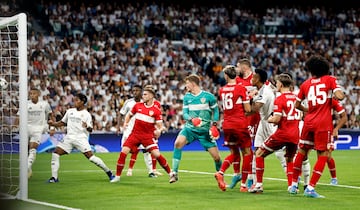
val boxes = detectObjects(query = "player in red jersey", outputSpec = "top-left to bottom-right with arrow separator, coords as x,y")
301,98 -> 347,189
236,59 -> 260,131
234,58 -> 260,188
248,73 -> 301,193
289,55 -> 345,198
111,86 -> 171,183
117,85 -> 162,177
214,65 -> 252,192
148,87 -> 164,177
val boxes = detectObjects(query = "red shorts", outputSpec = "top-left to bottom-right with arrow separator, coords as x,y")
299,124 -> 332,151
223,128 -> 252,149
262,136 -> 298,159
123,133 -> 159,153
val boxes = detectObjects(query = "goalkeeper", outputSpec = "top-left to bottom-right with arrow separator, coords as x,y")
169,74 -> 222,184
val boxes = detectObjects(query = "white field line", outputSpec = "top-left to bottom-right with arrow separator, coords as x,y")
25,199 -> 82,210
33,168 -> 360,190
24,168 -> 359,209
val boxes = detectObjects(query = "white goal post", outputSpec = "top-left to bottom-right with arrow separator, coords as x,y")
0,13 -> 28,200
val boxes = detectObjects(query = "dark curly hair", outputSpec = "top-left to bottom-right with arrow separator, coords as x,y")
305,55 -> 330,77
76,93 -> 88,104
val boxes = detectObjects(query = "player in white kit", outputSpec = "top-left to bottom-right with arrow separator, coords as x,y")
47,93 -> 114,183
247,69 -> 287,190
27,88 -> 53,178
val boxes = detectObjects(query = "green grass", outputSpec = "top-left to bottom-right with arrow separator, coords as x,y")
5,150 -> 360,210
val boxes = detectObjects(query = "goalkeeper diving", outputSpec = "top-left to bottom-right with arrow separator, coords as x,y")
169,74 -> 222,183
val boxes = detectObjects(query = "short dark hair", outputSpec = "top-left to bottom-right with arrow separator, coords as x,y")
30,87 -> 40,92
133,84 -> 142,90
281,72 -> 293,79
76,93 -> 88,104
255,68 -> 268,83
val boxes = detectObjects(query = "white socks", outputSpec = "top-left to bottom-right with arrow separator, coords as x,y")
302,158 -> 311,186
51,153 -> 60,179
249,153 -> 256,183
89,155 -> 111,173
274,149 -> 287,173
143,152 -> 153,173
28,148 -> 37,169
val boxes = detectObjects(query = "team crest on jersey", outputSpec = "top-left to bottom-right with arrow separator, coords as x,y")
200,97 -> 206,104
149,111 -> 154,116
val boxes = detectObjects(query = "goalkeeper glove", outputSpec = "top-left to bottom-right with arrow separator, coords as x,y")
209,125 -> 220,140
191,117 -> 202,127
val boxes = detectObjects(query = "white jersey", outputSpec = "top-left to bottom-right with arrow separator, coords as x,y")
253,84 -> 275,120
61,108 -> 92,141
253,84 -> 277,147
120,98 -> 137,139
28,100 -> 52,131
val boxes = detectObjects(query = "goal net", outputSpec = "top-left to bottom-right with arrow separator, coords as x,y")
0,13 -> 28,200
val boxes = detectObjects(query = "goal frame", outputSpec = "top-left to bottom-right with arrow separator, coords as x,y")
0,13 -> 28,200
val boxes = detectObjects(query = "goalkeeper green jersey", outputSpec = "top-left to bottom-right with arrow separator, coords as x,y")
183,90 -> 219,132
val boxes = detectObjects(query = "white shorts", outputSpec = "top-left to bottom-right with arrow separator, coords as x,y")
56,136 -> 92,154
254,120 -> 277,148
28,127 -> 44,144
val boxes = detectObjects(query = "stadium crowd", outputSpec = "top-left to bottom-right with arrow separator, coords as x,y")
2,1 -> 360,132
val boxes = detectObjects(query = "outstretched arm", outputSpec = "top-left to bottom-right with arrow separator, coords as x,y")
48,120 -> 66,128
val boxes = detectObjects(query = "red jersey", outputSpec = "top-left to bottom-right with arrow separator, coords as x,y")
297,75 -> 342,131
154,100 -> 161,109
331,99 -> 345,114
236,72 -> 260,127
331,99 -> 345,131
236,72 -> 271,87
271,92 -> 301,143
236,72 -> 253,88
219,83 -> 250,129
130,101 -> 162,137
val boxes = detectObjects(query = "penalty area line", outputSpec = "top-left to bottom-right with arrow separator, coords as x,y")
34,168 -> 360,190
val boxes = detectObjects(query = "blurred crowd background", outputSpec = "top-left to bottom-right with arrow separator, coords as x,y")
1,0 -> 360,133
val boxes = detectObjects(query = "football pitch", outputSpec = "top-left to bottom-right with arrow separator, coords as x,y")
3,150 -> 360,210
